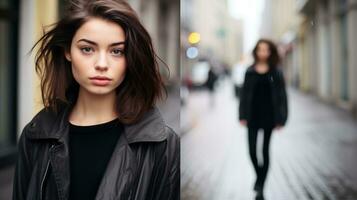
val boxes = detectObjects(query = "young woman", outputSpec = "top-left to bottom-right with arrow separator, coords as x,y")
239,39 -> 288,200
13,0 -> 180,199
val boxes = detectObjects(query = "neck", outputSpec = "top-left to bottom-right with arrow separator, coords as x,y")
69,88 -> 118,126
256,60 -> 268,65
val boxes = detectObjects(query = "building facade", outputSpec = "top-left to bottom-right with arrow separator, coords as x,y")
180,0 -> 243,82
297,0 -> 357,114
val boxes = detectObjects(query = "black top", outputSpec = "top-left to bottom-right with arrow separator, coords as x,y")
249,72 -> 274,128
68,118 -> 122,200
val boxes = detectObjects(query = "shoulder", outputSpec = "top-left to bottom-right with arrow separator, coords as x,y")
242,65 -> 257,83
152,125 -> 180,177
162,125 -> 180,153
125,112 -> 180,178
271,67 -> 284,80
17,107 -> 61,163
245,65 -> 255,75
21,108 -> 54,137
124,106 -> 180,145
124,107 -> 180,161
149,125 -> 179,152
22,103 -> 70,140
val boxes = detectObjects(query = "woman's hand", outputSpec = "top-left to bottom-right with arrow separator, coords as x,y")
240,120 -> 247,126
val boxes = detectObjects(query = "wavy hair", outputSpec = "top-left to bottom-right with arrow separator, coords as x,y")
32,0 -> 166,124
252,38 -> 280,68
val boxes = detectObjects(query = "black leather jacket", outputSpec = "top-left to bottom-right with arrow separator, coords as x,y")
12,105 -> 180,200
239,66 -> 288,126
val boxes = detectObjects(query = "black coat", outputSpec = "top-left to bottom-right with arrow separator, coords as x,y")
239,66 -> 288,126
12,105 -> 180,200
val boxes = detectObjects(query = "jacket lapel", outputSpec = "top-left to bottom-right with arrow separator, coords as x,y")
95,133 -> 137,200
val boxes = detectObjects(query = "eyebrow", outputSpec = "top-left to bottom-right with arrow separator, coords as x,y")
77,39 -> 125,47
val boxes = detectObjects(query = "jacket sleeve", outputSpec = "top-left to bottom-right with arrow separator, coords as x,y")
155,127 -> 180,200
13,125 -> 32,200
239,71 -> 249,120
277,70 -> 288,125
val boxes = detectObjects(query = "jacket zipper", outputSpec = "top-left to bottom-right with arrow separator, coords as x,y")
40,144 -> 54,200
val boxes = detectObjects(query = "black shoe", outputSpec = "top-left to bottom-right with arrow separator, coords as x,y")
255,191 -> 265,200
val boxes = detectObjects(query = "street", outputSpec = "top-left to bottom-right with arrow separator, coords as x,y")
181,78 -> 357,200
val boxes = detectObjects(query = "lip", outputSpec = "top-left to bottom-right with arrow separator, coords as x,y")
89,76 -> 112,86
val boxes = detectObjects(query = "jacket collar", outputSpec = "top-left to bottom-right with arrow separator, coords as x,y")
26,105 -> 168,144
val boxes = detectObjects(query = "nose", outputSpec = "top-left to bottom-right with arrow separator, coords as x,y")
95,52 -> 108,71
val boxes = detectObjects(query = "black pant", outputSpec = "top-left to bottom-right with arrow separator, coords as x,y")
248,126 -> 273,189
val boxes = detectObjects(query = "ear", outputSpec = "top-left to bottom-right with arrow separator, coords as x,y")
65,50 -> 72,62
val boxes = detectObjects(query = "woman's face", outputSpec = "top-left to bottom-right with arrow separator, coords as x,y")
256,42 -> 270,62
65,17 -> 126,96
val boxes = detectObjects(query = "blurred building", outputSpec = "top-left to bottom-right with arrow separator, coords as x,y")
260,0 -> 301,42
0,0 -> 179,168
129,0 -> 180,84
181,0 -> 243,84
297,0 -> 357,116
225,17 -> 244,67
260,0 -> 357,117
0,0 -> 20,168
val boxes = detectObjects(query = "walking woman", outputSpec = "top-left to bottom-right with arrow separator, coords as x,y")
13,0 -> 179,199
239,39 -> 288,200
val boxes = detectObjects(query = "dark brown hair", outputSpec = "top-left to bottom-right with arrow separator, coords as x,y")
32,0 -> 165,124
252,39 -> 280,69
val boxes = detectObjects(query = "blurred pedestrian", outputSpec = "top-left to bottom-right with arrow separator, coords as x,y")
12,1 -> 180,199
205,66 -> 218,106
239,39 -> 288,200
